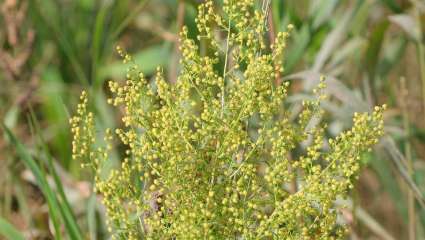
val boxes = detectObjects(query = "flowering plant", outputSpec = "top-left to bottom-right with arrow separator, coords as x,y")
70,0 -> 385,239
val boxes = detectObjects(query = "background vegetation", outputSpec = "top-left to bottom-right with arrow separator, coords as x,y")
0,0 -> 424,239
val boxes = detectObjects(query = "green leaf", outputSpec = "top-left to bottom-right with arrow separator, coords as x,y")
349,0 -> 371,36
365,20 -> 389,83
310,0 -> 339,30
40,67 -> 71,167
99,43 -> 172,81
285,24 -> 310,73
369,151 -> 407,221
0,217 -> 25,240
4,106 -> 19,129
312,8 -> 352,72
377,36 -> 407,77
380,0 -> 402,13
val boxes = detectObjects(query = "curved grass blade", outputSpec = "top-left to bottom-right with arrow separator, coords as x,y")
27,110 -> 84,240
2,125 -> 83,240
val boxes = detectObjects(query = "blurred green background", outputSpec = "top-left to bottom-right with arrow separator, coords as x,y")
1,0 -> 425,239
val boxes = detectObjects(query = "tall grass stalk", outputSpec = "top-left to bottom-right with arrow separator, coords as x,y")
400,77 -> 416,240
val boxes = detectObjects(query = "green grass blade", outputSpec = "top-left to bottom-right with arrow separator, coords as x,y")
39,67 -> 72,167
110,0 -> 150,40
312,9 -> 352,72
30,0 -> 88,85
365,20 -> 389,94
381,136 -> 425,209
311,0 -> 339,30
0,217 -> 25,240
377,36 -> 407,77
2,125 -> 63,240
87,193 -> 97,240
272,0 -> 282,32
27,110 -> 84,240
3,125 -> 83,240
285,24 -> 310,73
92,4 -> 109,88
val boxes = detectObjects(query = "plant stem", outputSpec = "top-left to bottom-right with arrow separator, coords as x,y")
221,17 -> 231,117
412,4 -> 425,120
400,77 -> 415,240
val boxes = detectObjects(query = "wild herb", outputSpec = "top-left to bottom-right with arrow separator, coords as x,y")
70,1 -> 385,239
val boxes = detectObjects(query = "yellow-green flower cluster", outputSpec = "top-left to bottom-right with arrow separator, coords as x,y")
69,91 -> 94,167
70,1 -> 385,239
